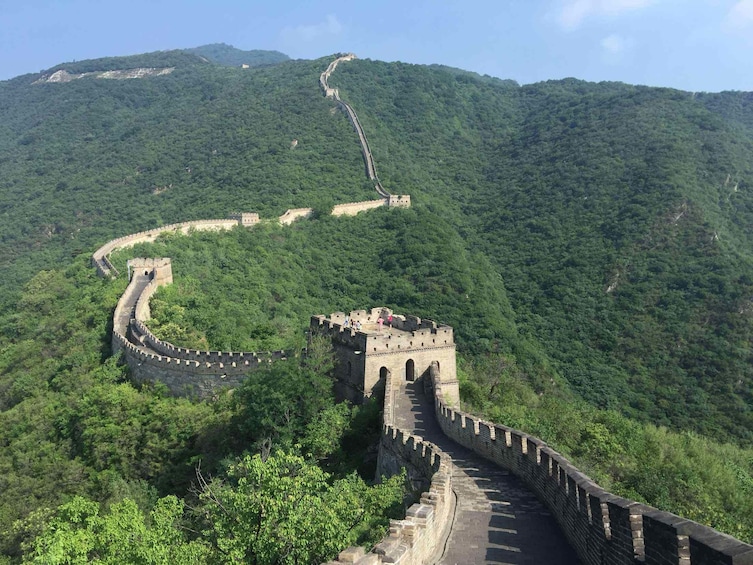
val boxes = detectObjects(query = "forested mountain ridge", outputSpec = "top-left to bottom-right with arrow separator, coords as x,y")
3,48 -> 753,559
0,52 -> 369,308
329,61 -> 753,439
185,43 -> 289,67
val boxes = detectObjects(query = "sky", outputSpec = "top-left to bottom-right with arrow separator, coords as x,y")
1,0 -> 753,92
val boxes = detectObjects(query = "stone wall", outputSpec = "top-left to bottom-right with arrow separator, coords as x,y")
326,360 -> 455,565
131,320 -> 289,367
331,199 -> 387,216
113,332 -> 251,397
320,54 -> 391,199
92,218 -> 241,278
430,366 -> 753,565
278,207 -> 314,225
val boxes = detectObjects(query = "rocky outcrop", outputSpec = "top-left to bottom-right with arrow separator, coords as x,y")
34,67 -> 174,84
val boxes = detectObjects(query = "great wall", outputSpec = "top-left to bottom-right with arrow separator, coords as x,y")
91,54 -> 753,564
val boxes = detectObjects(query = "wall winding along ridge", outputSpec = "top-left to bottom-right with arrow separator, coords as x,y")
90,55 -> 753,563
92,218 -> 247,279
94,53 -> 410,396
106,255 -> 290,397
320,54 -> 391,199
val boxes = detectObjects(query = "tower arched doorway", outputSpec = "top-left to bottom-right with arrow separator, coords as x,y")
406,359 -> 415,381
379,366 -> 389,381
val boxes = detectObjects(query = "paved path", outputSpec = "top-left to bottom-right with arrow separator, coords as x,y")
114,274 -> 150,338
393,382 -> 581,565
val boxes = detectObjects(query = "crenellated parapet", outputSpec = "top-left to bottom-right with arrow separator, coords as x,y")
114,332 -> 273,376
92,217 -> 246,278
326,425 -> 454,565
130,319 -> 290,366
428,364 -> 753,565
312,310 -> 454,351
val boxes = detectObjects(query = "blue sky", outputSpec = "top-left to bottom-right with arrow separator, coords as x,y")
1,0 -> 752,92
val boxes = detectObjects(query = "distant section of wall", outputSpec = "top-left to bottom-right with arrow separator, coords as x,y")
331,199 -> 386,216
429,365 -> 753,565
278,208 -> 314,225
320,54 -> 391,199
92,217 -> 242,278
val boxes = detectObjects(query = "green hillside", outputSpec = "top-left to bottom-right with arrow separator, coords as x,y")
2,48 -> 753,559
185,43 -> 289,67
0,52 -> 371,308
330,60 -> 753,440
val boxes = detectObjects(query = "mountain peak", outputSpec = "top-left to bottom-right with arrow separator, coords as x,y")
184,44 -> 289,67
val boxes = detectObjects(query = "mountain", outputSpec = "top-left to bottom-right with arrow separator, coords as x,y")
185,43 -> 289,67
2,47 -> 753,556
328,62 -> 753,439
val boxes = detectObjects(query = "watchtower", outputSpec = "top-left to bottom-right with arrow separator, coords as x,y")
310,307 -> 459,405
229,212 -> 260,227
126,257 -> 173,284
387,195 -> 411,208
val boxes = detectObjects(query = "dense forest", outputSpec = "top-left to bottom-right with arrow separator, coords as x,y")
2,46 -> 753,561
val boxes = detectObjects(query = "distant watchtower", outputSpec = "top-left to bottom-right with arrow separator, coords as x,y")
310,307 -> 459,405
229,212 -> 260,227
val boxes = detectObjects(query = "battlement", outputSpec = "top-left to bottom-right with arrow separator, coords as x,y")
429,365 -> 753,565
130,319 -> 290,366
114,332 -> 272,376
329,424 -> 454,565
311,307 -> 457,404
311,308 -> 454,355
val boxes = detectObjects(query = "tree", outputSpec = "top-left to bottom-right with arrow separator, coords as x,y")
194,451 -> 403,564
23,496 -> 210,564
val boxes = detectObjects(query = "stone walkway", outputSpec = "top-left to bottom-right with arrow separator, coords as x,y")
114,274 -> 150,337
393,382 -> 581,565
